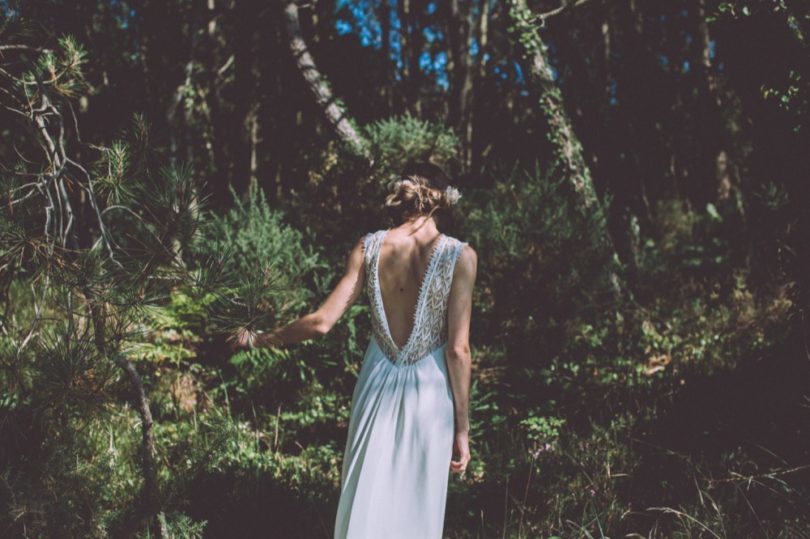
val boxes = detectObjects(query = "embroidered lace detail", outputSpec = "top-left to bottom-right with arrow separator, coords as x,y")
364,229 -> 467,366
364,230 -> 399,362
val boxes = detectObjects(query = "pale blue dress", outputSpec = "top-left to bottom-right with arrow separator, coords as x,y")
334,229 -> 468,539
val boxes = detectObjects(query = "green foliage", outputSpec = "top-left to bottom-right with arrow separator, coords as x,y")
506,0 -> 548,66
363,114 -> 462,180
144,513 -> 207,539
460,162 -> 618,370
191,180 -> 325,331
194,181 -> 321,289
520,414 -> 565,455
285,114 -> 463,258
2,5 -> 809,537
27,34 -> 88,98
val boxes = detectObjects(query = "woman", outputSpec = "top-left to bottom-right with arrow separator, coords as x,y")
230,162 -> 477,538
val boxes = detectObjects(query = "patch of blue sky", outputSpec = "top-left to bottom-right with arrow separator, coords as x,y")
336,20 -> 353,35
514,61 -> 528,84
420,50 -> 449,88
336,0 -> 382,48
333,0 -> 495,90
0,2 -> 17,19
338,0 -> 406,65
424,26 -> 443,43
389,6 -> 404,68
114,4 -> 135,30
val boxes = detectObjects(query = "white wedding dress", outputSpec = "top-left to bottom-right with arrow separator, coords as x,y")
334,229 -> 468,539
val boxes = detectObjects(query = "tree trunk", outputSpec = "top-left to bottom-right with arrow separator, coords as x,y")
469,0 -> 491,172
447,0 -> 476,169
249,104 -> 260,185
614,0 -> 658,221
200,0 -> 231,207
231,0 -> 259,194
508,0 -> 624,296
601,7 -> 613,100
85,293 -> 166,538
398,0 -> 424,115
691,0 -> 728,204
380,0 -> 395,113
282,1 -> 369,158
694,0 -> 717,99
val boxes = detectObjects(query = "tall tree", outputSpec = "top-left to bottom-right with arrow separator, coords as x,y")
690,0 -> 731,205
446,0 -> 477,168
282,1 -> 369,158
398,0 -> 425,115
0,37 -> 173,538
508,0 -> 624,296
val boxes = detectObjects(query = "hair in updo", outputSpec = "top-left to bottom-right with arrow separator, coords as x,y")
385,162 -> 461,223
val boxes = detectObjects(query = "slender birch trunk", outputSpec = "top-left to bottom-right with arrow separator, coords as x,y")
282,1 -> 369,159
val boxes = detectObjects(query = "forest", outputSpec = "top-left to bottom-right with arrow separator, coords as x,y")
1,0 -> 809,537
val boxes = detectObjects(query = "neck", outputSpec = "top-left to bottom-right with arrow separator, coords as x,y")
398,215 -> 438,235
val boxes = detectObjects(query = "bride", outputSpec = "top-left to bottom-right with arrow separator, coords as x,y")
231,162 -> 477,538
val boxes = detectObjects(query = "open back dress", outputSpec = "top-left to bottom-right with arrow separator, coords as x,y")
333,228 -> 468,539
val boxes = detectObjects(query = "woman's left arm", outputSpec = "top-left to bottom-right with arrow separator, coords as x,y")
231,235 -> 366,350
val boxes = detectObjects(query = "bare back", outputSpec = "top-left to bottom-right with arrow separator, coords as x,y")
377,228 -> 445,349
362,226 -> 468,366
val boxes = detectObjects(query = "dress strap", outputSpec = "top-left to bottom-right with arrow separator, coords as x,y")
362,230 -> 384,272
434,237 -> 468,301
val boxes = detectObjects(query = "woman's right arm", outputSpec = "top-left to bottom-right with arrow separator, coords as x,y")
445,244 -> 477,473
230,235 -> 366,351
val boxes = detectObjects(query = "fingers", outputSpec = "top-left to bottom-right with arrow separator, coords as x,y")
450,452 -> 471,473
228,328 -> 251,352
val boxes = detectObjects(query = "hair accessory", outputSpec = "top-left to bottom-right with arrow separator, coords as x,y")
444,185 -> 461,206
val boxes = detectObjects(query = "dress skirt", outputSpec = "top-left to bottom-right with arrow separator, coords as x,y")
334,337 -> 456,539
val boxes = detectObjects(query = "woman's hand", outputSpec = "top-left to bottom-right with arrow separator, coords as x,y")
228,327 -> 284,352
226,235 -> 366,351
256,330 -> 283,348
450,431 -> 471,474
228,326 -> 258,352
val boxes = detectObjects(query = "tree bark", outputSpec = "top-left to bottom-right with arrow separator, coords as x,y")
85,294 -> 167,538
447,0 -> 477,169
615,0 -> 658,220
690,0 -> 728,204
380,0 -> 395,113
601,7 -> 613,100
508,0 -> 624,296
398,0 -> 424,115
232,0 -> 259,194
282,1 -> 369,158
694,0 -> 717,99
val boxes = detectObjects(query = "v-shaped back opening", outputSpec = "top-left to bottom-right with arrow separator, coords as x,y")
374,229 -> 446,355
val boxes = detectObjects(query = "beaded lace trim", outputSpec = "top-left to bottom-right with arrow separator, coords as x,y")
363,229 -> 467,365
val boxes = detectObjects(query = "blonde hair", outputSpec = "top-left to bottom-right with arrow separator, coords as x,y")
384,164 -> 461,223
